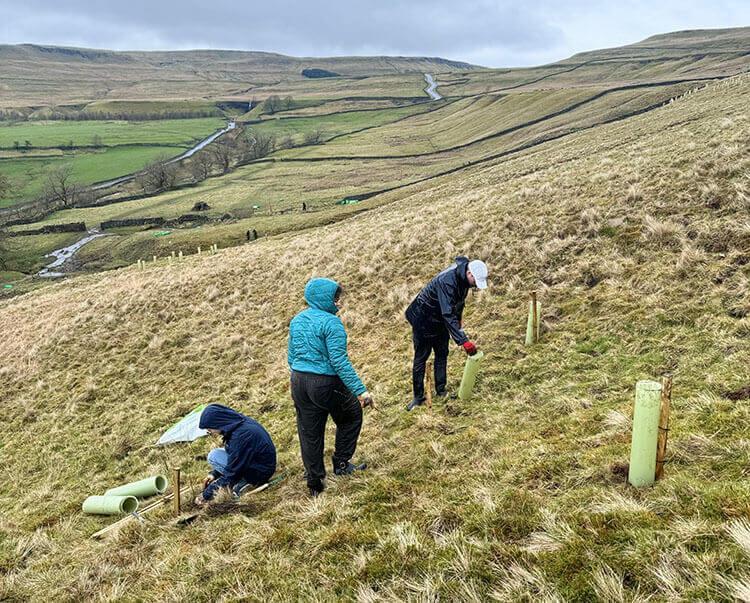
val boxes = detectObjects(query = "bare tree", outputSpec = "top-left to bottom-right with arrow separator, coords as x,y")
0,172 -> 10,200
139,157 -> 178,193
263,95 -> 283,115
0,228 -> 9,271
211,138 -> 235,174
304,127 -> 325,146
278,134 -> 295,150
91,134 -> 104,148
190,151 -> 214,183
283,95 -> 294,110
240,129 -> 276,161
44,165 -> 80,208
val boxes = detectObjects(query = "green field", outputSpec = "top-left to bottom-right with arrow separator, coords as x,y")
0,118 -> 225,206
0,117 -> 225,149
0,146 -> 186,206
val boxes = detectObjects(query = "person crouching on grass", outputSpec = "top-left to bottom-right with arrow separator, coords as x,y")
288,278 -> 375,497
194,404 -> 277,505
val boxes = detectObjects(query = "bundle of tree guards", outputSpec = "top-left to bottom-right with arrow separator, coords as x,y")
82,475 -> 167,516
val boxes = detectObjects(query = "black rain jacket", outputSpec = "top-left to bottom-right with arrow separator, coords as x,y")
405,256 -> 470,345
199,404 -> 276,500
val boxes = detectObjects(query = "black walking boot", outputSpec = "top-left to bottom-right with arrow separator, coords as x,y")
333,460 -> 367,476
308,478 -> 325,497
406,396 -> 426,411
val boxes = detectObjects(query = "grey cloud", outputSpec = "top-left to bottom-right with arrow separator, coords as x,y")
0,0 -> 749,67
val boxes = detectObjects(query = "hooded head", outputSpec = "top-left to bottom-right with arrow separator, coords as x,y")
304,278 -> 341,314
198,404 -> 245,434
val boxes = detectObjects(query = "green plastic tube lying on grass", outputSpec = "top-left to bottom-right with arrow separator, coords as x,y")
105,475 -> 168,498
82,495 -> 138,515
458,351 -> 485,401
628,380 -> 662,487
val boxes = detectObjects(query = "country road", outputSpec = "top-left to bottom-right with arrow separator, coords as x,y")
38,229 -> 109,277
424,73 -> 442,100
91,121 -> 236,191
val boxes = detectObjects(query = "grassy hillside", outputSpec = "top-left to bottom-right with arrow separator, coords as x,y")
0,44 -> 476,109
1,71 -> 749,601
438,27 -> 750,97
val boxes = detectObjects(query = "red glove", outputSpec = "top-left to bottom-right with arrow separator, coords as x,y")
462,341 -> 477,356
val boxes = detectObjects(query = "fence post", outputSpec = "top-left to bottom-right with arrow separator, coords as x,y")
655,375 -> 673,480
525,291 -> 541,345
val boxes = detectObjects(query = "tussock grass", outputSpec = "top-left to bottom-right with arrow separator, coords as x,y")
1,75 -> 750,600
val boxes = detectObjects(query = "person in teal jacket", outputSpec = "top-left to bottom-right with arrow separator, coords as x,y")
288,277 -> 374,496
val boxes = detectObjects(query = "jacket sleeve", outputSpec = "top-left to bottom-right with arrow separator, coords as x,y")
438,280 -> 469,345
202,434 -> 256,500
324,318 -> 367,396
287,322 -> 295,371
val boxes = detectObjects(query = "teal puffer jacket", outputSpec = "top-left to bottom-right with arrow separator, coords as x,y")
288,278 -> 366,396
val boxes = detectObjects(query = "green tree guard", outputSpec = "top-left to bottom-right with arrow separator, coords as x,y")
105,475 -> 168,497
628,380 -> 663,487
458,351 -> 485,401
82,495 -> 138,515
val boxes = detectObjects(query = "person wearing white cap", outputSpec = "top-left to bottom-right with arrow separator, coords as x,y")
404,256 -> 488,411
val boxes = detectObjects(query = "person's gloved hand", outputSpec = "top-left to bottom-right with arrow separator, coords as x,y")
358,391 -> 376,409
462,341 -> 478,356
194,495 -> 207,506
203,474 -> 216,489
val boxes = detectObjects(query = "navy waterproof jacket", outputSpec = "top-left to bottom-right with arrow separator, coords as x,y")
405,256 -> 471,345
199,404 -> 276,500
287,278 -> 367,396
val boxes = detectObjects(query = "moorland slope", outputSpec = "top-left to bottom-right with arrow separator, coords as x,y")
1,70 -> 749,600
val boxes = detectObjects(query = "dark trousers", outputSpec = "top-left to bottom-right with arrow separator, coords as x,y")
411,327 -> 449,399
291,371 -> 363,488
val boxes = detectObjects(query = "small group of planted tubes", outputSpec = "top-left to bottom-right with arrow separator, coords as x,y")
82,475 -> 168,515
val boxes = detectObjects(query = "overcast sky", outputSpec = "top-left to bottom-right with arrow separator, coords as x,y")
0,1 -> 748,67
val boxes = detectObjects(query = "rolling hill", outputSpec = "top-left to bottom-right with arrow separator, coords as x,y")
0,44 -> 478,109
1,31 -> 750,600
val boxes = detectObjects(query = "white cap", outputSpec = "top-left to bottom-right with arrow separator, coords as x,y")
468,260 -> 488,289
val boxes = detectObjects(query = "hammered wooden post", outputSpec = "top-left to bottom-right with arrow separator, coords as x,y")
425,360 -> 433,410
655,375 -> 673,481
172,467 -> 181,516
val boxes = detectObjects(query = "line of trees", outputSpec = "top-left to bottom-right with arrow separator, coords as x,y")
0,108 -> 222,123
262,95 -> 294,115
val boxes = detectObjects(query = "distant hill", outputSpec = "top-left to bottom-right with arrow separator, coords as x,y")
563,26 -> 750,63
0,44 -> 479,108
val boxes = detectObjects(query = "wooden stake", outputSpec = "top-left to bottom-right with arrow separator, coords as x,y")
91,484 -> 192,539
531,291 -> 539,344
153,255 -> 157,263
655,374 -> 673,480
172,467 -> 181,516
425,360 -> 433,410
197,247 -> 201,255
178,251 -> 183,260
